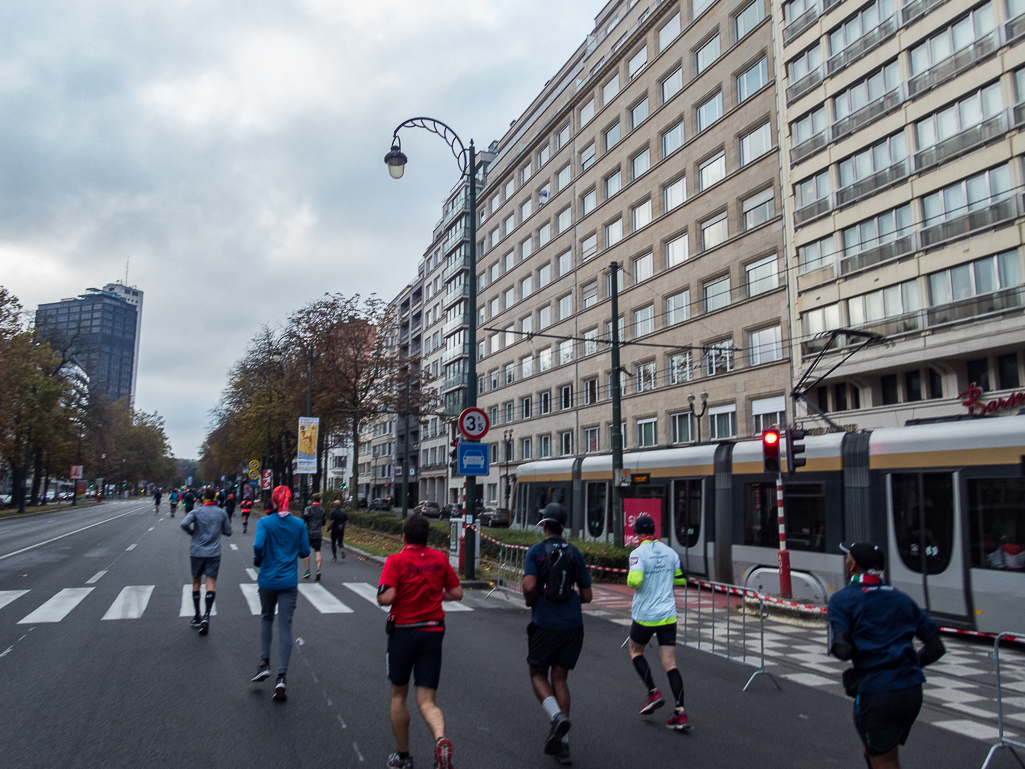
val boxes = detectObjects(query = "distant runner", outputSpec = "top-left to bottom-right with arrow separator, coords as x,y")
225,492 -> 236,521
328,499 -> 348,561
302,493 -> 326,581
168,489 -> 180,517
240,495 -> 253,534
153,488 -> 162,514
180,487 -> 232,635
182,488 -> 197,516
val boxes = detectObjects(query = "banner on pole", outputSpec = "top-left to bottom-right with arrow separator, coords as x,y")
297,417 -> 320,474
70,465 -> 83,480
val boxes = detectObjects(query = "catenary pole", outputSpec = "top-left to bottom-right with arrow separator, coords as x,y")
610,262 -> 624,548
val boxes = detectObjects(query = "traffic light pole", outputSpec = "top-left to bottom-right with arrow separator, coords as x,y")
609,261 -> 624,549
463,143 -> 478,581
776,471 -> 792,598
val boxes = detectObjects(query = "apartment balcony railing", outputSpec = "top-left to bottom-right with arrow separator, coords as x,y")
443,200 -> 469,226
840,233 -> 915,276
794,196 -> 831,226
835,159 -> 909,208
441,374 -> 465,392
443,225 -> 467,250
787,67 -> 823,103
826,16 -> 897,77
830,88 -> 902,142
796,262 -> 836,291
902,0 -> 947,27
920,195 -> 1020,249
442,282 -> 469,310
791,130 -> 828,164
1014,102 -> 1025,127
908,32 -> 999,99
1007,13 -> 1025,44
441,343 -> 469,364
441,254 -> 471,282
441,314 -> 467,336
784,6 -> 819,43
823,0 -> 843,12
914,112 -> 1008,173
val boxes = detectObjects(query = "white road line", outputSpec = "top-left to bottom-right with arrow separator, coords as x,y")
0,590 -> 30,611
343,582 -> 388,611
102,586 -> 154,620
246,568 -> 259,581
85,570 -> 107,584
239,583 -> 263,615
443,601 -> 472,612
126,544 -> 137,551
148,527 -> 154,532
179,585 -> 217,617
298,584 -> 354,614
229,544 -> 238,551
0,508 -> 142,561
18,587 -> 94,624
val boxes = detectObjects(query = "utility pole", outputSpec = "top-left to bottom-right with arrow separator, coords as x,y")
71,424 -> 83,507
301,345 -> 313,510
401,369 -> 410,518
464,142 -> 479,580
18,427 -> 32,514
609,261 -> 624,548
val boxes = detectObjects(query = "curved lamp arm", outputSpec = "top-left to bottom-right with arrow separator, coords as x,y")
387,117 -> 468,176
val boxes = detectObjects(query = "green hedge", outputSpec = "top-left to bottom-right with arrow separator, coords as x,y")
348,511 -> 630,570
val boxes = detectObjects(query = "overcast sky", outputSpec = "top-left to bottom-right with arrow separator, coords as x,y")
0,0 -> 598,458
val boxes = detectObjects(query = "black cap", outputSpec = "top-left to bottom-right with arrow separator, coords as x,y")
537,503 -> 567,528
633,515 -> 656,536
840,542 -> 885,573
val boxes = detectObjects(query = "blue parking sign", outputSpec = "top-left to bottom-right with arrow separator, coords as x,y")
457,443 -> 490,476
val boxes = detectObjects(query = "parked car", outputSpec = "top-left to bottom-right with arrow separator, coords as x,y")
441,503 -> 461,520
479,507 -> 512,528
0,494 -> 12,509
413,500 -> 442,518
357,497 -> 368,509
371,497 -> 393,511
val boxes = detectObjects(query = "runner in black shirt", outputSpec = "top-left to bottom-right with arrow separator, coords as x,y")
328,499 -> 348,561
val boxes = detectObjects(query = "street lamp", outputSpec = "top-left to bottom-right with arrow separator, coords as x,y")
385,116 -> 482,579
687,392 -> 710,443
503,428 -> 513,514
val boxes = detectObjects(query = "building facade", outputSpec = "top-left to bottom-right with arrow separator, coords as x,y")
776,0 -> 1025,428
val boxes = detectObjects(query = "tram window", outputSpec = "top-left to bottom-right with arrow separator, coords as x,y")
743,483 -> 825,552
968,478 -> 1025,571
891,473 -> 954,575
673,480 -> 701,548
586,482 -> 607,537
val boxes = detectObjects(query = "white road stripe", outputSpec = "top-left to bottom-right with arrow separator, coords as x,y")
0,508 -> 141,561
102,586 -> 154,620
85,570 -> 107,584
126,544 -> 137,551
179,584 -> 217,617
0,590 -> 30,611
229,544 -> 238,551
148,527 -> 155,531
18,588 -> 93,624
344,582 -> 388,611
298,584 -> 354,614
246,568 -> 259,581
239,583 -> 263,615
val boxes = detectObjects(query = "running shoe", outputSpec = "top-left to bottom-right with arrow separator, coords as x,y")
315,571 -> 321,582
198,616 -> 209,635
251,662 -> 271,682
640,689 -> 665,715
386,754 -> 413,768
273,675 -> 287,701
302,570 -> 311,580
434,736 -> 453,769
189,616 -> 202,629
556,742 -> 572,766
666,709 -> 691,731
544,713 -> 571,755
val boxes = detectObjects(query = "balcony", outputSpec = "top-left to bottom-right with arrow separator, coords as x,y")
442,283 -> 470,310
441,314 -> 467,336
826,16 -> 897,77
794,196 -> 831,226
787,67 -> 823,103
902,0 -> 947,27
442,343 -> 469,363
926,285 -> 1025,327
913,112 -> 1008,173
784,6 -> 819,43
442,374 -> 465,392
920,195 -> 1020,249
1015,102 -> 1025,127
835,159 -> 909,208
442,255 -> 471,282
791,130 -> 828,164
908,32 -> 999,99
840,234 -> 914,276
1007,13 -> 1025,44
797,262 -> 836,291
830,88 -> 902,142
443,200 -> 469,226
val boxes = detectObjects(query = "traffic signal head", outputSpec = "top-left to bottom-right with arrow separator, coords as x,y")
785,428 -> 807,474
762,429 -> 781,474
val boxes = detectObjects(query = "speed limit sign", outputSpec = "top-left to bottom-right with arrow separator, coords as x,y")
458,407 -> 490,440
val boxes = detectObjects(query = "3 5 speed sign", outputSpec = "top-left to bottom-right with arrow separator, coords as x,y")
458,407 -> 490,440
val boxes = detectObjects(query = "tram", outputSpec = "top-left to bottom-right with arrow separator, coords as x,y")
512,416 -> 1025,635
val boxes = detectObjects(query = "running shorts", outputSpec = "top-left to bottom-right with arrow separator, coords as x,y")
190,556 -> 221,579
854,685 -> 923,756
309,537 -> 322,552
629,620 -> 677,647
387,628 -> 445,689
526,622 -> 585,670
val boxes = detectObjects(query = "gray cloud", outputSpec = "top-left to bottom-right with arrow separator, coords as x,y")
0,0 -> 597,456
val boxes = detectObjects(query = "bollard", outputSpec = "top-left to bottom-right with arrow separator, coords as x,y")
980,632 -> 1025,769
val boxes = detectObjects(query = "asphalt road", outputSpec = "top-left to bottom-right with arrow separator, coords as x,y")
0,501 -> 1003,768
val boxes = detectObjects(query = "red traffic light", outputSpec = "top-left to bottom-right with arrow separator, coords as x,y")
762,429 -> 781,473
763,431 -> 779,445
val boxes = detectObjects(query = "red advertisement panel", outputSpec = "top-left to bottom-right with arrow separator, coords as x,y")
624,497 -> 662,546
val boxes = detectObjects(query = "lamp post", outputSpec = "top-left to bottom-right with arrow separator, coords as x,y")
385,117 -> 481,579
502,428 -> 513,514
71,422 -> 83,507
301,344 -> 313,511
687,392 -> 710,443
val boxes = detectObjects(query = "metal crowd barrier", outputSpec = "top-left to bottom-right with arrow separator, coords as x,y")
980,632 -> 1025,769
485,541 -> 528,598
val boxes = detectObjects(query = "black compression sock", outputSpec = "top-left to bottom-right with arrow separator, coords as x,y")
192,591 -> 201,617
667,668 -> 684,708
632,655 -> 656,691
205,591 -> 215,614
398,752 -> 409,760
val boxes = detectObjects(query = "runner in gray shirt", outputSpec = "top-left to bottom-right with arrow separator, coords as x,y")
302,493 -> 326,581
181,487 -> 232,635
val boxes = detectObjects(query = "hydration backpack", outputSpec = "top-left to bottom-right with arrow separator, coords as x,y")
543,541 -> 576,603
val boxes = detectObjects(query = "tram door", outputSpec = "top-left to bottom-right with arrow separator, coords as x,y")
584,481 -> 610,542
885,472 -> 968,619
672,479 -> 707,577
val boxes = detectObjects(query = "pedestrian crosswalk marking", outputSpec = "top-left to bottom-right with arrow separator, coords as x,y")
239,583 -> 264,615
229,544 -> 238,551
344,582 -> 387,611
298,584 -> 353,614
0,590 -> 30,611
179,585 -> 217,617
102,586 -> 154,620
18,588 -> 94,624
85,571 -> 107,584
246,568 -> 259,581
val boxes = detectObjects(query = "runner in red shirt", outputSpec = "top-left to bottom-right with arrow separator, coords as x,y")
377,515 -> 463,769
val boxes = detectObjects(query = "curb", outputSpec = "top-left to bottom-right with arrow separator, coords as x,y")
0,501 -> 105,522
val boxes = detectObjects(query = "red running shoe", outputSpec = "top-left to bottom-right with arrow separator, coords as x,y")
666,709 -> 691,731
435,736 -> 454,769
639,689 -> 665,715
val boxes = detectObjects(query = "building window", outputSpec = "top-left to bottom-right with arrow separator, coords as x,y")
603,74 -> 620,105
737,57 -> 768,102
539,263 -> 552,287
505,363 -> 515,385
521,355 -> 533,378
632,148 -> 651,178
697,34 -> 720,73
699,152 -> 726,190
927,251 -> 1021,306
636,361 -> 657,392
584,377 -> 599,404
560,384 -> 573,409
539,347 -> 552,371
792,106 -> 826,149
666,290 -> 690,325
843,205 -> 913,259
559,431 -> 574,456
521,275 -> 533,299
881,373 -> 899,404
830,0 -> 897,57
664,177 -> 686,211
795,170 -> 830,209
748,325 -> 783,365
671,412 -> 694,443
637,418 -> 658,447
582,188 -> 597,215
538,144 -> 550,167
662,121 -> 685,157
584,427 -> 600,453
580,142 -> 596,171
632,200 -> 652,230
666,233 -> 689,267
606,218 -> 623,247
540,434 -> 552,459
705,340 -> 734,375
740,123 -> 772,166
910,6 -> 996,77
605,170 -> 622,198
788,42 -> 822,83
521,438 -> 533,460
521,396 -> 532,419
631,98 -> 649,129
604,122 -> 621,151
998,353 -> 1021,390
583,328 -> 599,356
838,132 -> 906,189
736,0 -> 765,39
662,67 -> 684,103
746,254 -> 779,296
634,253 -> 653,283
540,391 -> 551,414
581,234 -> 598,261
659,12 -> 681,51
634,305 -> 655,336
580,99 -> 595,125
834,62 -> 899,122
557,164 -> 572,191
557,124 -> 571,149
557,206 -> 572,233
504,401 -> 515,424
742,188 -> 775,231
520,163 -> 532,185
629,46 -> 648,79
669,352 -> 693,384
846,280 -> 919,326
489,407 -> 498,427
504,287 -> 515,310
490,370 -> 500,390
538,223 -> 551,247
582,280 -> 598,309
559,339 -> 573,365
708,404 -> 737,439
704,276 -> 731,312
923,166 -> 1011,227
558,250 -> 573,276
701,212 -> 729,251
697,92 -> 723,131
